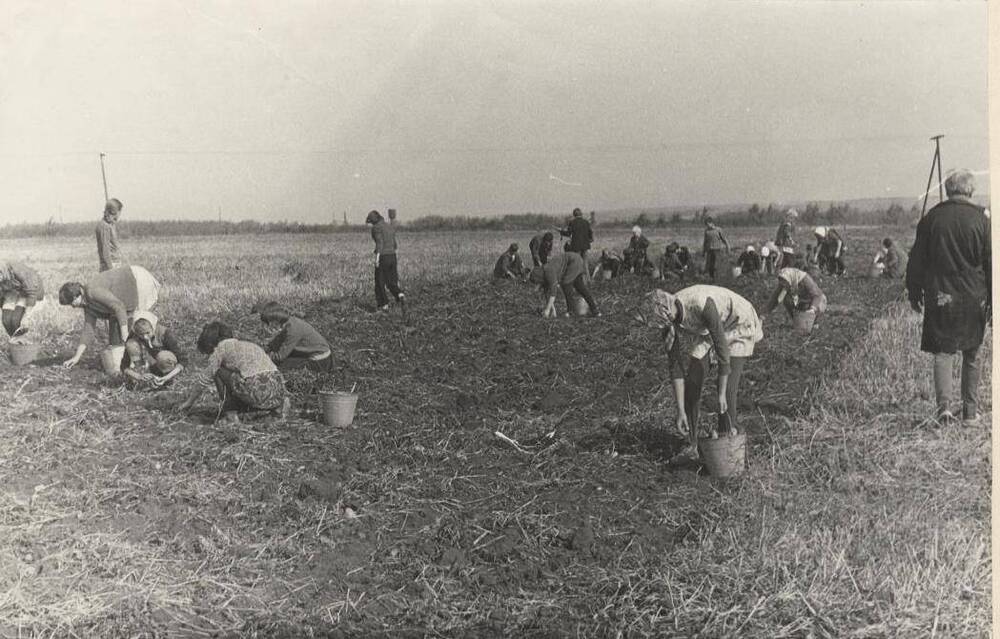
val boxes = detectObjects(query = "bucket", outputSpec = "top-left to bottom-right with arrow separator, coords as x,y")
572,296 -> 590,317
792,309 -> 816,335
319,391 -> 358,428
9,342 -> 39,366
100,346 -> 125,376
602,269 -> 613,280
731,266 -> 742,278
698,431 -> 746,478
868,264 -> 884,279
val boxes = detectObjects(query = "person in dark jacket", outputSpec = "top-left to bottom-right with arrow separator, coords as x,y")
623,226 -> 651,274
701,217 -> 730,280
906,169 -> 991,423
877,238 -> 907,279
260,303 -> 333,372
121,310 -> 185,388
559,208 -> 594,262
59,265 -> 162,368
493,243 -> 526,279
814,226 -> 846,276
592,249 -> 624,279
528,232 -> 554,267
529,252 -> 601,318
736,246 -> 761,276
96,198 -> 124,272
366,210 -> 405,312
0,261 -> 45,339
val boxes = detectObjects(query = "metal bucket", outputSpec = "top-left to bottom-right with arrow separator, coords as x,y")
100,346 -> 125,375
319,391 -> 358,428
9,342 -> 39,366
731,266 -> 742,278
698,431 -> 746,478
792,309 -> 817,335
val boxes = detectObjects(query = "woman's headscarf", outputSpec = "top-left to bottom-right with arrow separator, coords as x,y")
132,310 -> 158,331
643,289 -> 679,351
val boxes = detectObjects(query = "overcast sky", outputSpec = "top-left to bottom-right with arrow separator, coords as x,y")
0,1 -> 990,224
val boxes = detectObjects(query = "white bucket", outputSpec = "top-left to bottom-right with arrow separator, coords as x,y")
101,346 -> 126,376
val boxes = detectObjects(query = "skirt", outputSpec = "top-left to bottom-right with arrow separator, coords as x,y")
228,370 -> 287,410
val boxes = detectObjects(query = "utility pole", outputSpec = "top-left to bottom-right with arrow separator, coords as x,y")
343,211 -> 348,226
921,135 -> 945,217
99,153 -> 109,201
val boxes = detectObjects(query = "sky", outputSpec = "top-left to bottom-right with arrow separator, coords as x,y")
0,0 -> 990,224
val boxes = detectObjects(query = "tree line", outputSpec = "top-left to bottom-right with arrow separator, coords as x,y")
0,201 -> 918,239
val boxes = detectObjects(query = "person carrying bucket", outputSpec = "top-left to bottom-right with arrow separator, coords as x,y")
258,302 -> 334,372
0,261 -> 45,342
529,252 -> 601,318
762,267 -> 828,322
175,321 -> 290,424
59,265 -> 162,369
639,285 -> 763,439
814,226 -> 846,276
121,311 -> 185,388
366,210 -> 405,313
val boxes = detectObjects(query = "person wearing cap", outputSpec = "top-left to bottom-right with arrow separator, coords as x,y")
121,311 -> 185,388
623,226 -> 651,274
493,243 -> 526,279
529,252 -> 601,318
0,261 -> 45,341
258,302 -> 333,372
59,264 -> 162,368
736,245 -> 761,276
776,210 -> 797,251
701,217 -> 730,280
906,169 -> 991,424
876,238 -> 907,279
762,267 -> 828,321
366,210 -> 405,312
559,208 -> 594,263
814,226 -> 846,276
528,232 -> 555,267
641,286 -> 763,439
96,198 -> 124,272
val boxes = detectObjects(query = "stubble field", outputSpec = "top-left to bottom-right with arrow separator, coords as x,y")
0,226 -> 990,638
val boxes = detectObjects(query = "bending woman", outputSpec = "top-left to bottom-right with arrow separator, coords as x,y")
642,285 -> 763,439
176,321 -> 289,423
259,303 -> 333,372
762,267 -> 828,320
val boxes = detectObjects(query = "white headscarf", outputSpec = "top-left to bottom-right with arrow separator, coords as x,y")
632,225 -> 642,236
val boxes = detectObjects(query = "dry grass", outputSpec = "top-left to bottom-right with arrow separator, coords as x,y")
0,227 -> 989,638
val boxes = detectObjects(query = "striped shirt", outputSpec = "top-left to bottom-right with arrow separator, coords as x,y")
197,338 -> 278,387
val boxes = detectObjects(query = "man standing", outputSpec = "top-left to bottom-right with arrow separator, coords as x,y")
559,208 -> 593,263
96,198 -> 124,272
701,217 -> 730,280
906,169 -> 991,423
366,210 -> 405,312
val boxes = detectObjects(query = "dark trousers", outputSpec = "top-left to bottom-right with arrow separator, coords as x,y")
684,355 -> 746,432
560,274 -> 599,314
375,254 -> 403,307
108,318 -> 125,346
278,351 -> 333,373
934,347 -> 981,418
705,249 -> 721,280
2,307 -> 25,336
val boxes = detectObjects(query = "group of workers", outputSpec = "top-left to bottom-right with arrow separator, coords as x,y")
1,169 -> 990,439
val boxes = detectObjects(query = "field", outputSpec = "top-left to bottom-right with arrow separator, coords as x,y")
0,227 -> 990,638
